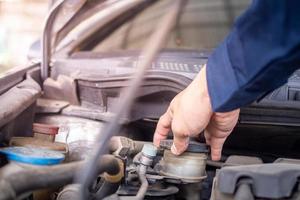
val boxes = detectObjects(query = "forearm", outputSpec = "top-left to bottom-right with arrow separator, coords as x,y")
207,0 -> 300,112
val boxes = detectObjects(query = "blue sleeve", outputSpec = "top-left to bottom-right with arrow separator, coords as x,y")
206,0 -> 300,112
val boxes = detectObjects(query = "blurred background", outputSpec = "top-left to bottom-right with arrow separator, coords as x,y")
0,0 -> 48,73
0,0 -> 250,75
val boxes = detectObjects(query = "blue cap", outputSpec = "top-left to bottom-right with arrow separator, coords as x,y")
0,147 -> 65,165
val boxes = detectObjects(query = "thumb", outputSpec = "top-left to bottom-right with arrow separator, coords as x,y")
153,107 -> 173,147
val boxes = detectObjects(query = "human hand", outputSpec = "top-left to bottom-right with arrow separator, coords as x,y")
153,65 -> 240,161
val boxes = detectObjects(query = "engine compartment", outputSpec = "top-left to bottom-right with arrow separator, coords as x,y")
1,120 -> 300,200
1,50 -> 300,200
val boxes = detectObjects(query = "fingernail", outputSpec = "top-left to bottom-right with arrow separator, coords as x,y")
153,133 -> 162,146
171,143 -> 180,155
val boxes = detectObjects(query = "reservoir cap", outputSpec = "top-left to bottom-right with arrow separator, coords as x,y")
160,139 -> 209,153
0,147 -> 65,165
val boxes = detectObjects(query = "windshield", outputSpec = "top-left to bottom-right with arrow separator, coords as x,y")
93,0 -> 250,52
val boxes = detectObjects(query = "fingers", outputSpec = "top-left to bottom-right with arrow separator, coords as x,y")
205,129 -> 225,160
206,121 -> 228,161
171,126 -> 189,155
205,123 -> 227,161
209,137 -> 226,161
153,107 -> 173,147
153,105 -> 190,155
153,106 -> 190,155
205,109 -> 240,161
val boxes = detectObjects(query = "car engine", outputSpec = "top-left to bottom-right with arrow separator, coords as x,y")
1,0 -> 300,199
0,48 -> 300,200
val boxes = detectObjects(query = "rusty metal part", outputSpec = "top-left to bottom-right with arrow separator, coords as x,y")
33,123 -> 59,135
102,158 -> 124,183
9,137 -> 66,152
158,150 -> 207,183
77,2 -> 185,198
36,98 -> 69,113
33,123 -> 60,142
109,136 -> 149,157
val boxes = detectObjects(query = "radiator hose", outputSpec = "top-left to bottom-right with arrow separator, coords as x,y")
0,155 -> 123,200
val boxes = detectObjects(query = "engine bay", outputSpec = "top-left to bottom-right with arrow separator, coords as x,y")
2,0 -> 300,199
1,50 -> 300,200
1,121 -> 300,200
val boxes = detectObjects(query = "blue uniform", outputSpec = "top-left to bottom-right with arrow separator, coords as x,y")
207,0 -> 300,112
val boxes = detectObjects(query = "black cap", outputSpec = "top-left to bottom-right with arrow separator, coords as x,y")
159,139 -> 209,153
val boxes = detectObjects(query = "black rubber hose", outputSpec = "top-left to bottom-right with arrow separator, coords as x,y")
93,181 -> 121,200
0,155 -> 122,200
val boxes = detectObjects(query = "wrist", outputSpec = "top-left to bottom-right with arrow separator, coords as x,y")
192,64 -> 212,110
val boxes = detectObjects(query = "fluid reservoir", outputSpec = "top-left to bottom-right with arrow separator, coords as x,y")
158,139 -> 209,183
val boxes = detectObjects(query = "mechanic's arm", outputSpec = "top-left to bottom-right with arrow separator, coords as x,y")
154,0 -> 300,161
